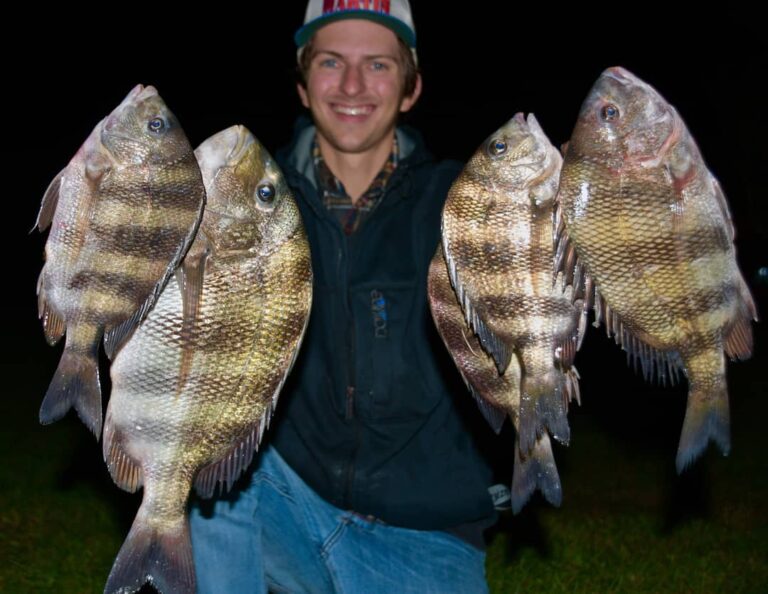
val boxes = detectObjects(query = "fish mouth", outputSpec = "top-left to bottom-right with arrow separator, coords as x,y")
195,125 -> 256,178
103,84 -> 161,137
604,66 -> 637,86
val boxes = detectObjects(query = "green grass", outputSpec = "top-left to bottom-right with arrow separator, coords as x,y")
2,362 -> 766,593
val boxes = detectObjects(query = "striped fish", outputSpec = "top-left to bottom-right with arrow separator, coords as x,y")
102,126 -> 312,594
441,113 -> 584,459
35,84 -> 206,436
428,247 -> 579,512
555,67 -> 757,472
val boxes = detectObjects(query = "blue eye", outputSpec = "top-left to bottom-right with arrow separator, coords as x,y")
488,139 -> 507,157
257,182 -> 275,203
320,58 -> 338,68
601,104 -> 619,121
148,117 -> 166,134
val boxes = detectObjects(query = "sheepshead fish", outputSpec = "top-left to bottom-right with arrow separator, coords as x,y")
428,247 -> 579,512
555,66 -> 757,472
441,113 -> 584,457
35,84 -> 206,436
102,125 -> 312,594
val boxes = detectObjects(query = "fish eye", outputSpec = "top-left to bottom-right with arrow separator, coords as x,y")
148,117 -> 166,134
257,181 -> 276,203
488,139 -> 507,157
601,104 -> 620,122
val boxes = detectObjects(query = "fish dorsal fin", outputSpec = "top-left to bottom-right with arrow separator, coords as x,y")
102,416 -> 143,493
443,245 -> 512,373
193,405 -> 272,499
427,247 -> 512,434
469,384 -> 507,434
104,197 -> 207,360
34,170 -> 64,232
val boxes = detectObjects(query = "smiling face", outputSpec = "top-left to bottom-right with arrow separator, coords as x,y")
297,19 -> 421,159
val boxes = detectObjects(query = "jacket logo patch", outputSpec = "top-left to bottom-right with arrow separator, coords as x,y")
370,290 -> 388,338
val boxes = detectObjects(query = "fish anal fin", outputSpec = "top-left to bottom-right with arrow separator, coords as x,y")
104,508 -> 194,594
443,244 -> 512,373
724,312 -> 754,361
194,413 -> 267,499
34,170 -> 64,232
37,279 -> 66,346
511,432 -> 562,514
103,420 -> 143,493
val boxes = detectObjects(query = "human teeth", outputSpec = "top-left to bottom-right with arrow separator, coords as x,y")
333,105 -> 371,115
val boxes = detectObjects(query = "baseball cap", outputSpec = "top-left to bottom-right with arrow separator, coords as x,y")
295,0 -> 417,50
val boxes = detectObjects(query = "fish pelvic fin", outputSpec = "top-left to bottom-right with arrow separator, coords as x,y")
511,432 -> 562,514
518,368 -> 571,454
104,510 -> 194,594
39,338 -> 102,437
676,350 -> 730,473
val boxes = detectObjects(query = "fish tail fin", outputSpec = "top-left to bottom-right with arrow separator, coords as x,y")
39,344 -> 102,437
676,349 -> 730,473
511,432 -> 562,513
676,384 -> 730,473
518,369 -> 570,454
104,510 -> 195,594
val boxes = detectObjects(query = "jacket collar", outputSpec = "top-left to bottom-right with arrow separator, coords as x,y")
276,115 -> 432,192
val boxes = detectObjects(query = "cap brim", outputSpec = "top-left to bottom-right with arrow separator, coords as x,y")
295,11 -> 416,48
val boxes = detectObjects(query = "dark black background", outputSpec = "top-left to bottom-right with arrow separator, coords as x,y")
7,5 -> 767,507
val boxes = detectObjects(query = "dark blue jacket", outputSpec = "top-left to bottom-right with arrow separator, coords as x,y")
270,118 -> 497,532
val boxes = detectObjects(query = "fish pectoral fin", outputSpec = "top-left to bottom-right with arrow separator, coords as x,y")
511,431 -> 562,514
175,241 -> 210,396
103,421 -> 143,493
194,413 -> 269,499
105,509 -> 194,594
34,170 -> 64,232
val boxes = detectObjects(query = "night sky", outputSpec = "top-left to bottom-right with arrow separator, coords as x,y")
7,4 -> 767,517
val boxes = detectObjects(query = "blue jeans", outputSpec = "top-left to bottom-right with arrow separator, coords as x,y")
190,445 -> 489,594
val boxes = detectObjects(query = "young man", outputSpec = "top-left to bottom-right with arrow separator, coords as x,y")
190,2 -> 498,592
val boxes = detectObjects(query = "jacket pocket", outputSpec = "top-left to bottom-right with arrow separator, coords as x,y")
349,283 -> 441,421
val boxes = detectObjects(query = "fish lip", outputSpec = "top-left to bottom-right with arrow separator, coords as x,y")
604,66 -> 636,85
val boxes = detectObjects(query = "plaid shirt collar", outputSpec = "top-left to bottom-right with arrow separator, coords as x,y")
313,136 -> 399,235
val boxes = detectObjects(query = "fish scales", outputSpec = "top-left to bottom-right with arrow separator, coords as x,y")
103,126 -> 312,594
36,84 -> 206,436
428,247 -> 567,512
555,67 -> 757,472
442,113 -> 583,455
